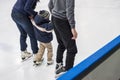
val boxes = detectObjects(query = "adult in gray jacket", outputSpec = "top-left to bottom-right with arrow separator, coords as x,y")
48,0 -> 78,77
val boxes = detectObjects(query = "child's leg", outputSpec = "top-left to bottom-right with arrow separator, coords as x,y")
36,42 -> 45,61
45,42 -> 53,61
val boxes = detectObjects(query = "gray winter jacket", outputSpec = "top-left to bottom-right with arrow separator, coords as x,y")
48,0 -> 75,28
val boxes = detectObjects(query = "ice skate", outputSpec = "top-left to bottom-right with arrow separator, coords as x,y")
55,71 -> 66,79
55,63 -> 66,78
55,63 -> 63,72
21,50 -> 32,61
33,58 -> 44,66
47,60 -> 54,65
55,66 -> 66,78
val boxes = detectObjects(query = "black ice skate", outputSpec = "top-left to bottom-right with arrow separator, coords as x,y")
55,66 -> 66,79
55,63 -> 66,78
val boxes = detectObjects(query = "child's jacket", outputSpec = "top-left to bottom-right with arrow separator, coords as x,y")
34,14 -> 53,43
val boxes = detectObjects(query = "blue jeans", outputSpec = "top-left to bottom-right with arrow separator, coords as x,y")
11,9 -> 38,54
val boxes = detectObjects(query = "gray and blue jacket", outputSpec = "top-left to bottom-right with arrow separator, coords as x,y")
48,0 -> 75,28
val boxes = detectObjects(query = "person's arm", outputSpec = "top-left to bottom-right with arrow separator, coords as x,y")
71,28 -> 77,40
48,0 -> 54,12
24,0 -> 38,18
31,20 -> 46,32
31,20 -> 53,33
66,0 -> 75,29
66,0 -> 77,39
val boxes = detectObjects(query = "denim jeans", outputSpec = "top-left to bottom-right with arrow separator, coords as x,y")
52,16 -> 78,71
11,9 -> 38,54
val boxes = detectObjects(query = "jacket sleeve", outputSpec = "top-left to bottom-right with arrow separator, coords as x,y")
42,23 -> 53,31
24,0 -> 37,17
34,15 -> 44,25
66,0 -> 75,28
48,0 -> 54,12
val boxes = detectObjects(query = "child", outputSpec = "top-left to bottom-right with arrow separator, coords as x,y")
32,10 -> 54,65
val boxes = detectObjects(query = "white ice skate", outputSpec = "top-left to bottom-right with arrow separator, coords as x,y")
33,58 -> 44,66
47,60 -> 54,65
21,50 -> 32,61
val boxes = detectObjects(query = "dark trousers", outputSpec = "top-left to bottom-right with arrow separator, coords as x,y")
11,10 -> 38,54
52,16 -> 77,70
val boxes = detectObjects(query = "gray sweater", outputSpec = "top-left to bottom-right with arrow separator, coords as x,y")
48,0 -> 75,28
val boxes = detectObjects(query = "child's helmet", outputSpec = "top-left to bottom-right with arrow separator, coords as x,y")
39,10 -> 50,19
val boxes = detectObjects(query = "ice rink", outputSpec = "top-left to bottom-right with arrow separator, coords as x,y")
0,0 -> 120,80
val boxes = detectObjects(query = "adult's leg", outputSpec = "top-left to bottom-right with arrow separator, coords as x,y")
11,10 -> 27,51
16,24 -> 28,51
52,17 -> 66,64
11,10 -> 38,54
22,19 -> 38,54
52,16 -> 77,70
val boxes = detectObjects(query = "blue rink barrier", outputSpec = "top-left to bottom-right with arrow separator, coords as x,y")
57,35 -> 120,80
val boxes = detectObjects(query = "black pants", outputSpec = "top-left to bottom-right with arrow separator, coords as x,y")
52,16 -> 77,71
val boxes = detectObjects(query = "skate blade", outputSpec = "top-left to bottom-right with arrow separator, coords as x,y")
33,63 -> 42,66
33,58 -> 44,66
47,63 -> 53,65
47,62 -> 54,66
55,72 -> 66,79
21,55 -> 33,62
47,60 -> 54,66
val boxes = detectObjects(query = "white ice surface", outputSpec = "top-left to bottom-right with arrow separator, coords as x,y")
0,0 -> 120,80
